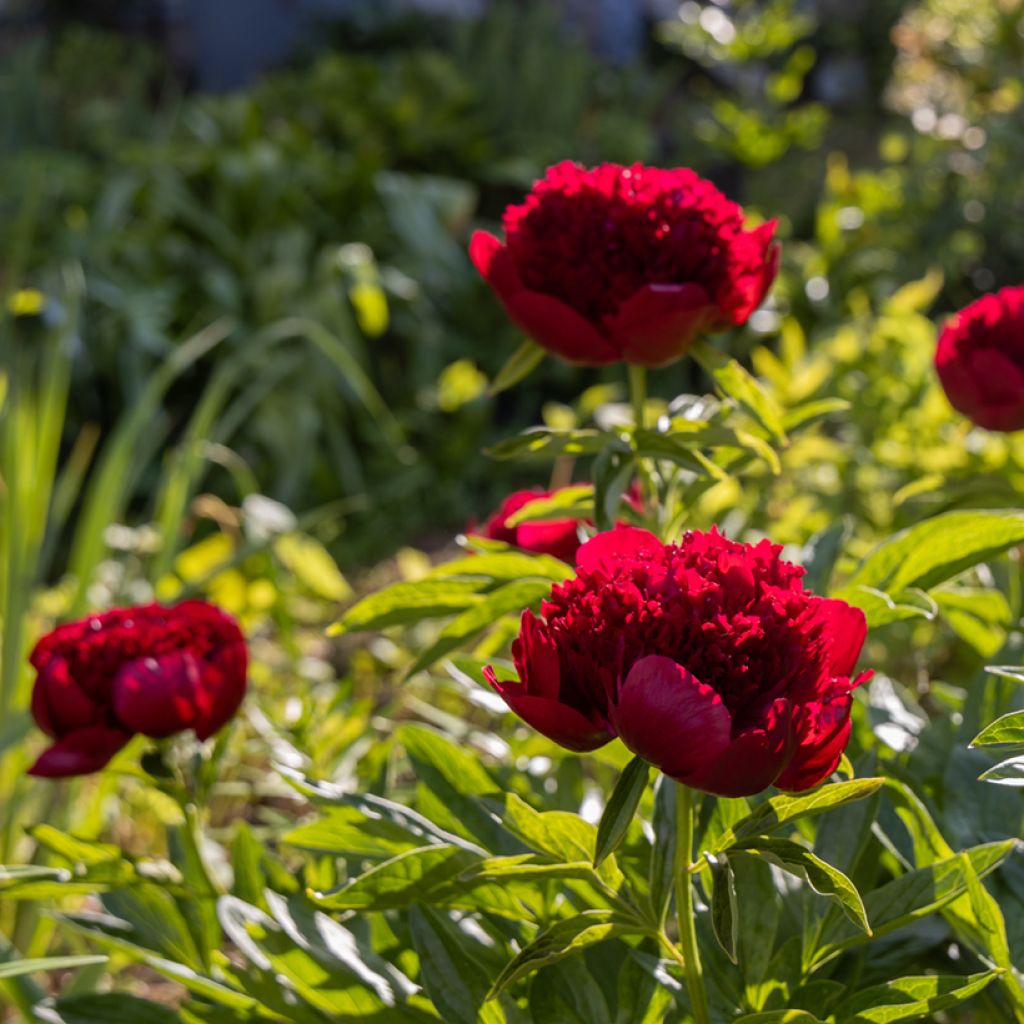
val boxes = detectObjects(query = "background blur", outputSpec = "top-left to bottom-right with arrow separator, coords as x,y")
3,0 -> 1023,569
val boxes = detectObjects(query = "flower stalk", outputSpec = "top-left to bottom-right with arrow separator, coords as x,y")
675,783 -> 710,1024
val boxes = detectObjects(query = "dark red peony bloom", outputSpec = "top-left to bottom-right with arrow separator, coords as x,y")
28,600 -> 247,778
472,484 -> 643,564
470,161 -> 778,368
473,488 -> 587,564
935,285 -> 1024,432
485,526 -> 871,796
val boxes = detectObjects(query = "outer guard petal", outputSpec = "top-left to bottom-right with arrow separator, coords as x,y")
817,599 -> 868,677
610,655 -> 731,778
484,667 -> 611,752
679,698 -> 795,798
603,283 -> 716,367
28,727 -> 132,778
501,289 -> 620,366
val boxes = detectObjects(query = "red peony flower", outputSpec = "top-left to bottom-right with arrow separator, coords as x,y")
472,484 -> 643,564
935,285 -> 1024,432
28,600 -> 247,778
470,161 -> 778,367
485,526 -> 871,797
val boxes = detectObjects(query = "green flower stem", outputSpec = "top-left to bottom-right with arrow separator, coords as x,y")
629,364 -> 647,430
674,783 -> 710,1024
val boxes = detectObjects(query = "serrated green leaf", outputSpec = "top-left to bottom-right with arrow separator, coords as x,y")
836,969 -> 999,1023
594,756 -> 650,869
711,779 -> 885,853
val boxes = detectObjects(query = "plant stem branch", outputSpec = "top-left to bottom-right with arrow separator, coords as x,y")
674,783 -> 710,1024
629,364 -> 647,431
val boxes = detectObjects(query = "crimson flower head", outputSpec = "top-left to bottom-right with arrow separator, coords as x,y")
471,484 -> 641,564
935,285 -> 1024,432
470,161 -> 778,368
28,600 -> 247,778
485,526 -> 871,797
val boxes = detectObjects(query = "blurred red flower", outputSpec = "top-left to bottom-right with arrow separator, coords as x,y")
935,285 -> 1024,432
470,161 -> 778,367
472,484 -> 641,564
28,600 -> 247,778
485,526 -> 871,797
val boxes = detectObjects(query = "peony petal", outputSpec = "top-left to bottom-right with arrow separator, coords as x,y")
494,692 -> 613,752
774,695 -> 853,793
31,656 -> 102,739
680,698 -> 795,798
604,283 -> 717,367
194,644 -> 248,741
469,231 -> 523,298
509,611 -> 562,701
817,599 -> 868,677
610,655 -> 732,778
486,659 -> 611,752
516,519 -> 584,564
500,289 -> 621,366
113,651 -> 208,738
28,726 -> 132,778
575,525 -> 662,575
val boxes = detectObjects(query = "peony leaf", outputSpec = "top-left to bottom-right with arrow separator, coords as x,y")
970,710 -> 1024,749
405,579 -> 552,677
593,756 -> 650,869
409,906 -> 506,1024
504,484 -> 594,526
431,551 -> 572,583
490,338 -> 546,396
710,778 -> 885,853
731,839 -> 869,934
309,845 -> 482,911
486,428 -> 613,461
834,969 -> 999,1023
708,854 -> 739,963
844,509 -> 1024,594
812,840 -> 1015,967
978,756 -> 1024,786
691,340 -> 787,441
486,911 -> 644,998
329,579 -> 487,635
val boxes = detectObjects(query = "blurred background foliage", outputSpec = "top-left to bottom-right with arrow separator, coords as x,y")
2,0 -> 1022,571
